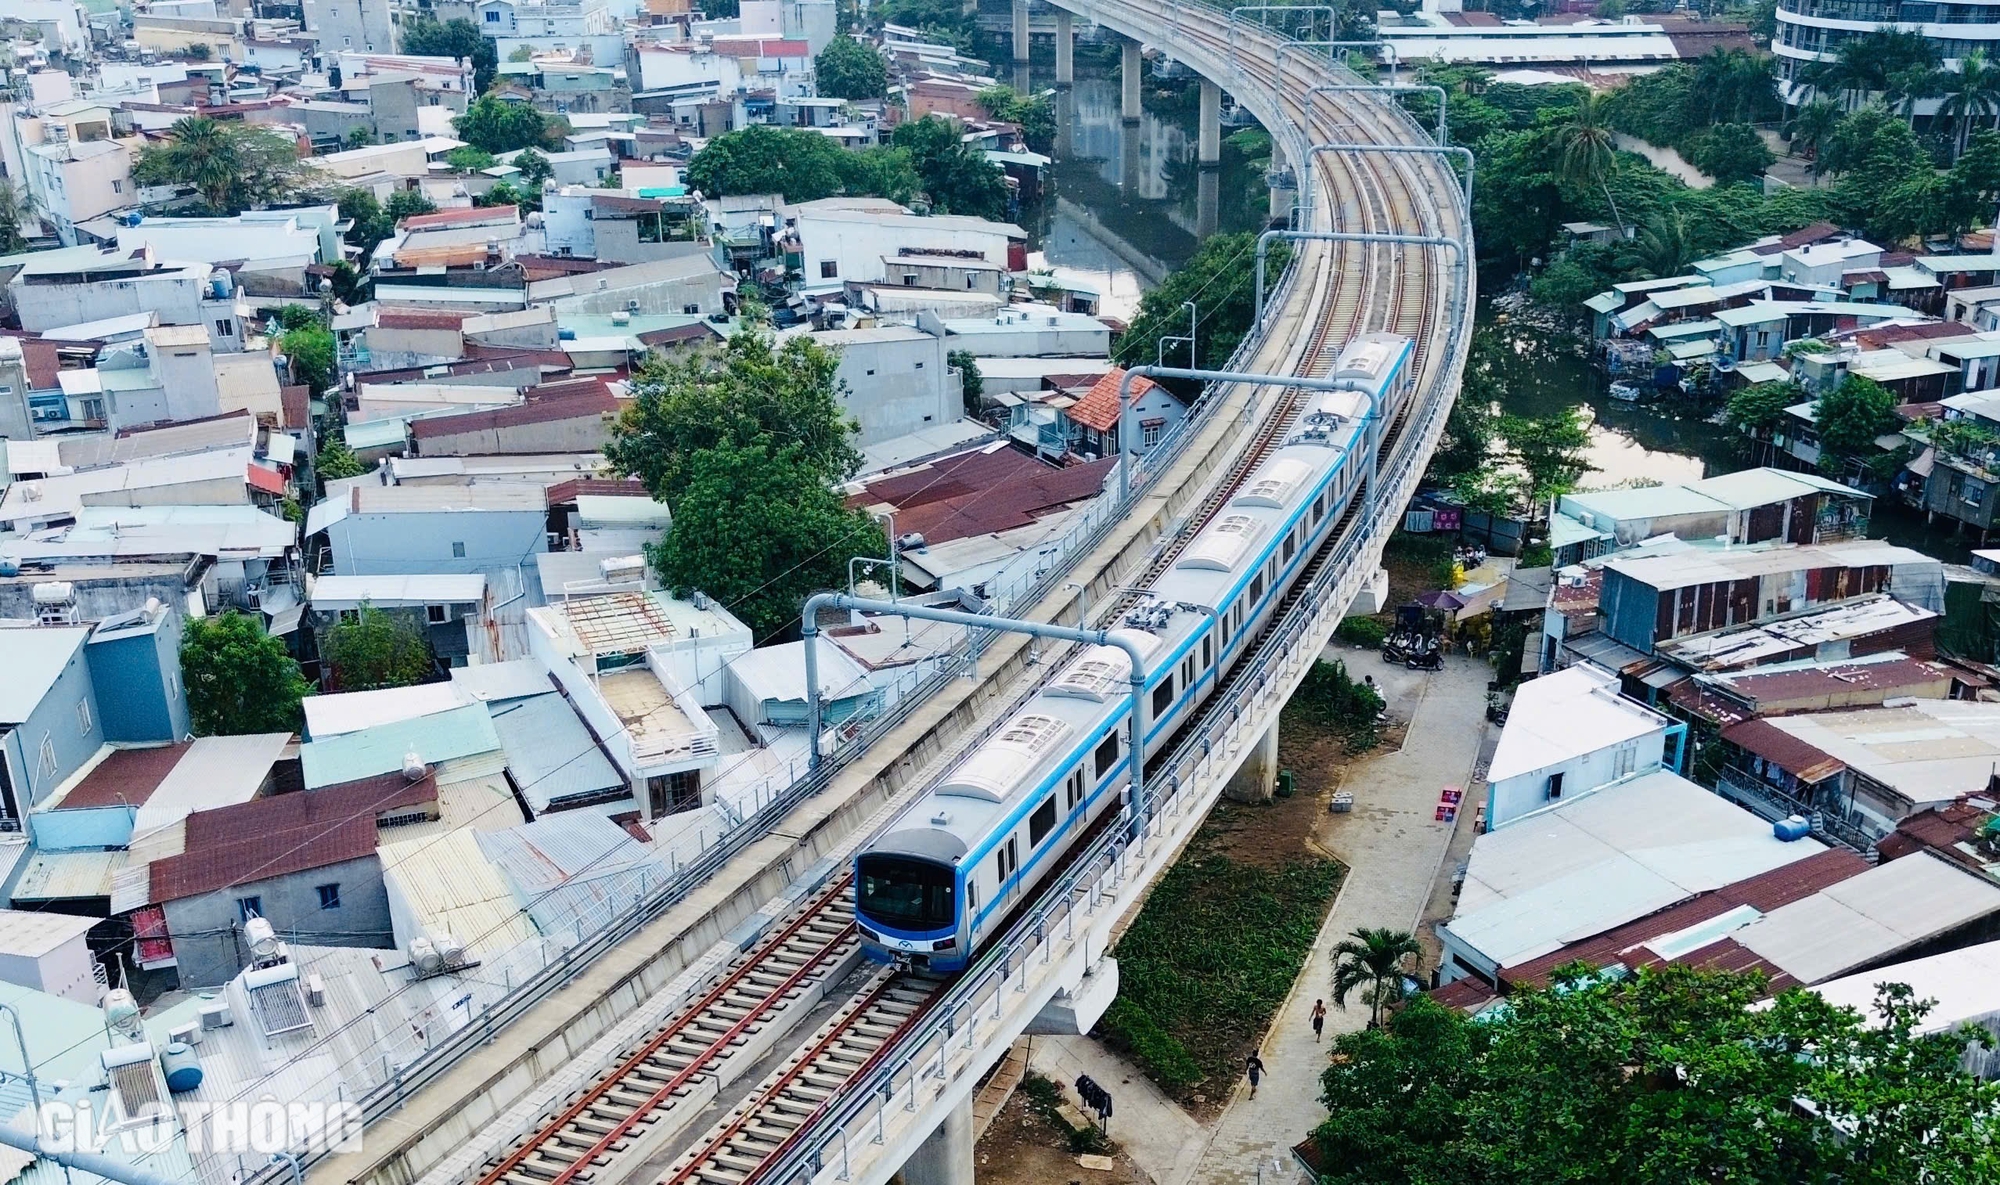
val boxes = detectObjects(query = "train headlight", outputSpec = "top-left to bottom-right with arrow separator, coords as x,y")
931,937 -> 957,952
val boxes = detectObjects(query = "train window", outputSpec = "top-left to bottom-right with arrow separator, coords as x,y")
1094,734 -> 1119,778
1283,535 -> 1295,563
968,879 -> 978,913
1152,680 -> 1174,718
1202,637 -> 1212,669
1030,796 -> 1057,845
1249,574 -> 1264,604
857,854 -> 955,931
995,837 -> 1018,885
1067,769 -> 1084,809
1182,656 -> 1195,688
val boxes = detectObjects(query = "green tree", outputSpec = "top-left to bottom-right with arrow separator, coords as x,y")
384,188 -> 438,225
0,181 -> 36,254
1329,927 -> 1419,1029
1116,232 -> 1291,383
1623,208 -> 1696,279
1684,122 -> 1776,185
1313,966 -> 2000,1185
949,349 -> 982,416
279,323 -> 336,396
607,320 -> 861,505
454,95 -> 553,154
180,611 -> 311,736
1726,380 -> 1805,433
890,116 -> 1009,218
132,116 -> 315,214
815,35 -> 887,100
512,147 -> 554,188
649,438 -> 882,640
446,144 -> 496,172
976,84 -> 1056,153
399,17 -> 497,92
1499,407 -> 1591,514
1938,50 -> 2000,157
345,125 -> 374,150
835,146 -> 921,205
1806,27 -> 1941,111
321,604 -> 435,692
1550,91 -> 1626,232
685,124 -> 852,201
338,188 -> 388,252
1815,373 -> 1899,473
315,432 -> 366,480
1429,332 -> 1500,480
1787,96 -> 1843,171
325,260 -> 368,306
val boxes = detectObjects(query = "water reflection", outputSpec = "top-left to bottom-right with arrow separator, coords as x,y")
1021,58 -> 1269,321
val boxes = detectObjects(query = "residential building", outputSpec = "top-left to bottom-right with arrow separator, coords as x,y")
8,248 -> 245,339
1555,468 -> 1873,552
1803,938 -> 2000,1078
1437,769 -> 1832,988
1482,664 -> 1686,831
801,324 -> 955,447
1720,699 -> 2000,843
25,137 -> 131,245
0,911 -> 99,1003
541,187 -> 705,263
784,199 -> 1026,293
937,305 -> 1111,359
478,0 -> 624,66
1376,14 -> 1684,70
1774,0 -> 2000,116
305,484 -> 549,576
138,771 -> 442,986
308,573 -> 488,668
0,627 -> 102,827
408,379 -> 621,455
301,0 -> 394,54
1058,367 -> 1187,460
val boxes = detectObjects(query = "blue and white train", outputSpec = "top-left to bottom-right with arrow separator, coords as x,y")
854,334 -> 1417,973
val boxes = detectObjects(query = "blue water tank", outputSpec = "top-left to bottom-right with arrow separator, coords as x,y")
1774,815 -> 1812,842
557,328 -> 577,341
123,212 -> 142,228
160,1042 -> 203,1092
211,276 -> 229,300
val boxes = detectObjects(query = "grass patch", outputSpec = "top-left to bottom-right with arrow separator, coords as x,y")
1018,1071 -> 1110,1154
1098,820 -> 1344,1099
1286,659 -> 1385,752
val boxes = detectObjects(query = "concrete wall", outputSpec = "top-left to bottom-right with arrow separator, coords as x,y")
549,268 -> 724,316
163,854 -> 394,987
85,618 -> 191,744
148,337 -> 222,423
325,509 -> 548,575
12,273 -> 206,332
30,803 -> 134,850
11,644 -> 103,809
796,215 -> 1013,289
304,0 -> 393,53
0,932 -> 98,1003
1487,736 -> 1667,832
824,331 -> 953,446
415,412 -> 612,456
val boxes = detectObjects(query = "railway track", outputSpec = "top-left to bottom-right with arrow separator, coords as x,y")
474,879 -> 863,1185
656,973 -> 940,1185
464,20 -> 1467,1185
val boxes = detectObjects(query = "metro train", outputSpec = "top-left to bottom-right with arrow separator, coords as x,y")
853,334 -> 1418,973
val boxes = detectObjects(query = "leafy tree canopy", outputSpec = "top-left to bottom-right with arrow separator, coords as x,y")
513,147 -> 555,188
321,604 -> 436,692
453,95 -> 559,154
976,84 -> 1055,153
399,17 -> 497,92
686,124 -> 856,201
1498,407 -> 1591,513
132,117 -> 319,215
315,432 -> 366,481
180,611 -> 311,736
815,35 -> 887,100
279,323 -> 335,397
607,320 -> 862,504
1313,966 -> 2000,1185
1115,232 -> 1291,390
1726,380 -> 1806,433
888,115 -> 1009,219
1683,122 -> 1776,186
1815,374 -> 1900,471
446,145 -> 496,172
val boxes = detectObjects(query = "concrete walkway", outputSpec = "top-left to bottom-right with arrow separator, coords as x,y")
1184,652 -> 1491,1185
1027,1034 -> 1210,1185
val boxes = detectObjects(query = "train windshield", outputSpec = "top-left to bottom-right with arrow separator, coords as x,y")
857,855 -> 956,932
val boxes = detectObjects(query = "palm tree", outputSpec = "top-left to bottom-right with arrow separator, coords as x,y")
1805,27 -> 1942,114
133,115 -> 239,212
1884,64 -> 1943,122
1330,927 -> 1420,1029
1787,97 -> 1844,173
1694,48 -> 1777,125
1628,210 -> 1696,280
0,181 -> 38,253
1936,50 -> 2000,157
1551,91 -> 1626,234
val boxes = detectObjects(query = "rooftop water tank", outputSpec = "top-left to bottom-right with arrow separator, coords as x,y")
1774,815 -> 1812,842
160,1042 -> 202,1093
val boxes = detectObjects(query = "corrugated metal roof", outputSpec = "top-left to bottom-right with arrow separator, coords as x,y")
300,703 -> 500,788
302,682 -> 472,739
0,908 -> 94,955
0,626 -> 89,725
1737,851 -> 2000,984
11,848 -> 128,901
129,732 -> 289,836
487,692 -> 624,813
477,813 -> 673,939
450,658 -> 556,703
380,828 -> 537,955
311,573 -> 488,610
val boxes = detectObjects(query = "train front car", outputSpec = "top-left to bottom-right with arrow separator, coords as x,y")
854,833 -> 964,969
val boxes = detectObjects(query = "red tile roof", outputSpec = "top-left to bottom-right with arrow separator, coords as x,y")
1065,367 -> 1160,433
852,448 -> 1114,545
245,463 -> 288,495
1720,718 -> 1848,784
400,205 -> 518,231
376,308 -> 470,331
546,477 -> 650,503
55,744 -> 191,810
1499,848 -> 1869,994
712,36 -> 810,56
280,384 -> 310,429
1751,221 -> 1842,257
1429,976 -> 1499,1011
410,383 -> 618,444
148,772 -> 438,903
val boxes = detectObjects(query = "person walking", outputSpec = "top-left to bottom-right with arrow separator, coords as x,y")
1245,1051 -> 1265,1099
1311,999 -> 1326,1043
